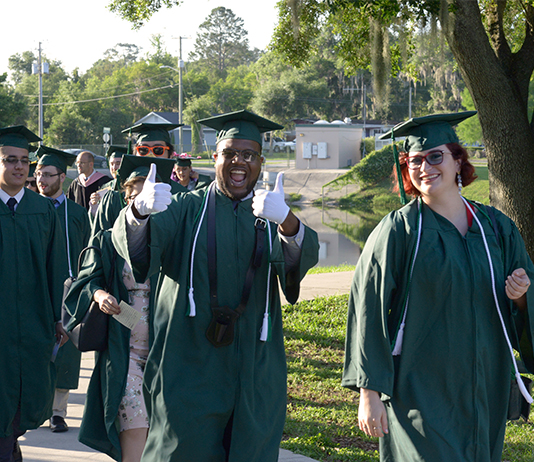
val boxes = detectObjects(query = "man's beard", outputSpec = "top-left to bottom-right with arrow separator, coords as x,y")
215,169 -> 258,201
42,177 -> 61,197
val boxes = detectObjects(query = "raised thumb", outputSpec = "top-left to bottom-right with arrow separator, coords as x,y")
273,171 -> 284,194
146,163 -> 157,184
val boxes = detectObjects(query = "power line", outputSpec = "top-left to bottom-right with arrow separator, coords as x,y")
27,84 -> 175,107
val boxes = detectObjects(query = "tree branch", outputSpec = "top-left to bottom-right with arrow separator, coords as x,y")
513,2 -> 534,108
486,0 -> 512,65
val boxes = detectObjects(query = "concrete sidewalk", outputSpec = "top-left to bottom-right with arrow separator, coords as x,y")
19,272 -> 353,462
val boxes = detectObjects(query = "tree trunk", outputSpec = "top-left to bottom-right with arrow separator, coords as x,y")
440,0 -> 534,258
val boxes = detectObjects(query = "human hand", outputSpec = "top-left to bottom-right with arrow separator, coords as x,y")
55,322 -> 69,347
94,289 -> 121,315
505,268 -> 531,300
133,163 -> 172,216
252,172 -> 289,225
190,170 -> 199,180
358,388 -> 389,438
89,191 -> 101,205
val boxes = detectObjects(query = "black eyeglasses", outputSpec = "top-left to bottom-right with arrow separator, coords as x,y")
25,180 -> 37,188
216,148 -> 261,163
35,172 -> 62,179
405,150 -> 450,169
1,157 -> 30,165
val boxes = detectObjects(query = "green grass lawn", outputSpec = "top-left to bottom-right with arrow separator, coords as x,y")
282,292 -> 534,461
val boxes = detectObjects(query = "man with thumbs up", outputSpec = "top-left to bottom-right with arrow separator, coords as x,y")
112,110 -> 319,462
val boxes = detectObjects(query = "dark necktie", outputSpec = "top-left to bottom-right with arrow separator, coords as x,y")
7,197 -> 17,214
52,199 -> 60,208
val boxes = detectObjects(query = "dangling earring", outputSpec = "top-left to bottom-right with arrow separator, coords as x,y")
457,172 -> 463,195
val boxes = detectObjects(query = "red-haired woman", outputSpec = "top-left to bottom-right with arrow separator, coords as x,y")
342,112 -> 534,462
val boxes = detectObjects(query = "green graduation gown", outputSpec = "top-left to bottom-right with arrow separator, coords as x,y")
112,188 -> 319,462
91,181 -> 188,238
0,190 -> 67,437
342,199 -> 534,462
54,198 -> 91,390
63,230 -> 158,461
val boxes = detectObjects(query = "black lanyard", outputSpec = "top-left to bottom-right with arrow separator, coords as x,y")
207,188 -> 267,314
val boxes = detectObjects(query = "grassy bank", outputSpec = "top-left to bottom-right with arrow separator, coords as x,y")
282,293 -> 534,461
329,164 -> 490,214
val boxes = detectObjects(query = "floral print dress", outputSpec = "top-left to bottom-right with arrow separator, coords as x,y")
117,262 -> 150,431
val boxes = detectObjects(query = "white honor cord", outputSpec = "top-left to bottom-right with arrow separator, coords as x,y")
64,200 -> 73,278
462,197 -> 533,404
392,199 -> 423,356
188,183 -> 214,317
260,222 -> 272,342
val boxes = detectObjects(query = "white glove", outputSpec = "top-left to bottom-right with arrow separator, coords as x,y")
133,163 -> 172,216
252,172 -> 290,224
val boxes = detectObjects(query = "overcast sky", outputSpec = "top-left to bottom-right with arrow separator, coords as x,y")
2,0 -> 279,76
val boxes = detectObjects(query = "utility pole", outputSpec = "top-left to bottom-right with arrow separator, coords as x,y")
178,37 -> 185,154
343,80 -> 367,156
32,43 -> 49,143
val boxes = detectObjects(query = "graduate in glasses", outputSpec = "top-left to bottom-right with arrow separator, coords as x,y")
342,112 -> 534,461
0,126 -> 68,462
35,145 -> 91,434
90,123 -> 187,238
111,110 -> 319,461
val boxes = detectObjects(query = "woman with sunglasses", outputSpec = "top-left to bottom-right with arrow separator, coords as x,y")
64,156 -> 176,462
90,123 -> 188,238
342,112 -> 534,461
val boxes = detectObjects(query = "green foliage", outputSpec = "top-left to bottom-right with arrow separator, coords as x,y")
360,137 -> 375,156
457,88 -> 484,145
326,142 -> 400,193
0,74 -> 28,126
189,7 -> 258,77
107,0 -> 181,29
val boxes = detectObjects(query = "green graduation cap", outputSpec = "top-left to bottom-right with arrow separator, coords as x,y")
379,111 -> 477,153
0,125 -> 41,150
116,155 -> 176,186
36,145 -> 77,173
379,111 -> 477,206
198,110 -> 284,146
28,151 -> 38,177
173,152 -> 201,167
106,145 -> 128,159
121,123 -> 182,145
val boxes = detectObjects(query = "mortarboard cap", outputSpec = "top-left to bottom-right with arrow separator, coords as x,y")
28,151 -> 38,177
36,145 -> 77,173
0,125 -> 41,150
106,145 -> 128,159
198,110 -> 283,146
173,152 -> 201,167
121,123 -> 182,145
116,155 -> 175,186
379,111 -> 477,153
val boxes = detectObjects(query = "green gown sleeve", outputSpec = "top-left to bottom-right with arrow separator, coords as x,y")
342,204 -> 418,398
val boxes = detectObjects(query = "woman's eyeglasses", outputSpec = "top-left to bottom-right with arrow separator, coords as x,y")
405,150 -> 450,169
135,145 -> 170,157
216,148 -> 261,163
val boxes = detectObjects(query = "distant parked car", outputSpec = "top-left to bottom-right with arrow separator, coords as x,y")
262,137 -> 295,153
64,149 -> 108,169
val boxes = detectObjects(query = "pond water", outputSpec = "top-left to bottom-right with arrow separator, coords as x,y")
292,205 -> 376,268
